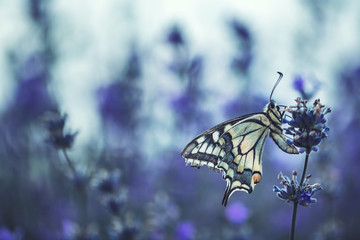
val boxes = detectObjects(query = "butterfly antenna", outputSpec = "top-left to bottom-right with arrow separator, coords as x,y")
270,72 -> 283,101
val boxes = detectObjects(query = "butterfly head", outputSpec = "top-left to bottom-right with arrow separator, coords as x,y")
265,100 -> 283,123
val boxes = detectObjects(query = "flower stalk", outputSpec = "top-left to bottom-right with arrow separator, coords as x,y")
290,150 -> 310,240
62,148 -> 77,178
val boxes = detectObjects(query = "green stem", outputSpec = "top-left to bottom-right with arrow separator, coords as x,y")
62,149 -> 88,228
62,149 -> 77,177
290,201 -> 298,240
300,150 -> 310,185
290,149 -> 311,240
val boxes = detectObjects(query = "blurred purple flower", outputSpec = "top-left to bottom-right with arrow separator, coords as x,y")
60,220 -> 99,240
96,81 -> 141,128
170,90 -> 211,130
293,75 -> 305,93
123,49 -> 142,81
147,193 -> 179,230
93,169 -> 121,195
43,112 -> 78,149
171,92 -> 194,116
340,64 -> 360,99
293,75 -> 313,100
28,0 -> 47,23
61,220 -> 77,240
8,54 -> 56,122
225,202 -> 250,224
0,228 -> 14,240
231,53 -> 252,73
109,223 -> 139,240
167,26 -> 185,46
292,74 -> 321,100
97,48 -> 142,129
228,20 -> 253,73
169,56 -> 208,128
229,20 -> 251,42
175,222 -> 195,240
105,197 -> 122,215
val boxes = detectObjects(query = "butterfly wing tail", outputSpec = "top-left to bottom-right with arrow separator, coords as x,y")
222,181 -> 231,206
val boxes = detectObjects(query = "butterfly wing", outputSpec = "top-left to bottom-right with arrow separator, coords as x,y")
181,113 -> 272,206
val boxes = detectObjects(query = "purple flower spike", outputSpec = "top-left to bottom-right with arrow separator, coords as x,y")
284,98 -> 331,153
273,171 -> 322,207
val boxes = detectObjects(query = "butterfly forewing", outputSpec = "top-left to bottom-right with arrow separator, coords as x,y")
181,113 -> 254,170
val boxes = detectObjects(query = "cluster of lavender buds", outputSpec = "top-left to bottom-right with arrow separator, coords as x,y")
92,169 -> 126,216
284,98 -> 331,153
273,171 -> 322,206
43,112 -> 78,149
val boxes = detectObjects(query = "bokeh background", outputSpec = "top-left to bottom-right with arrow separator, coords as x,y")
0,0 -> 359,239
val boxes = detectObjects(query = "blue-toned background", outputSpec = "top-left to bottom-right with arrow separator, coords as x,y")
0,1 -> 359,239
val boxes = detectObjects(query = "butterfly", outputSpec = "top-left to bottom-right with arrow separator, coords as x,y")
181,72 -> 299,206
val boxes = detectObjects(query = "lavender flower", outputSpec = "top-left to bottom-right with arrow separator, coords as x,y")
0,227 -> 15,240
43,112 -> 78,149
225,202 -> 250,224
123,49 -> 142,81
293,75 -> 305,94
92,169 -> 126,215
284,98 -> 331,153
228,20 -> 253,73
273,171 -> 322,206
96,81 -> 141,128
93,169 -> 121,195
109,221 -> 139,240
229,20 -> 251,41
105,195 -> 125,215
167,26 -> 185,46
8,53 -> 57,122
60,220 -> 99,240
175,221 -> 195,240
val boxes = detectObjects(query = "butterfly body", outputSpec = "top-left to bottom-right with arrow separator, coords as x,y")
181,100 -> 299,206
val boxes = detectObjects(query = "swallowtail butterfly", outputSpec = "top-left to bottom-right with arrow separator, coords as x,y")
181,72 -> 299,206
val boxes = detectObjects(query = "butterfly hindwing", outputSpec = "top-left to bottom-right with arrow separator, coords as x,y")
181,132 -> 220,170
270,131 -> 299,154
216,114 -> 271,206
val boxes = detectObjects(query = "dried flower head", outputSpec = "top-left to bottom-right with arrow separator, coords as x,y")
43,112 -> 78,149
284,98 -> 331,153
273,171 -> 322,206
92,169 -> 121,195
